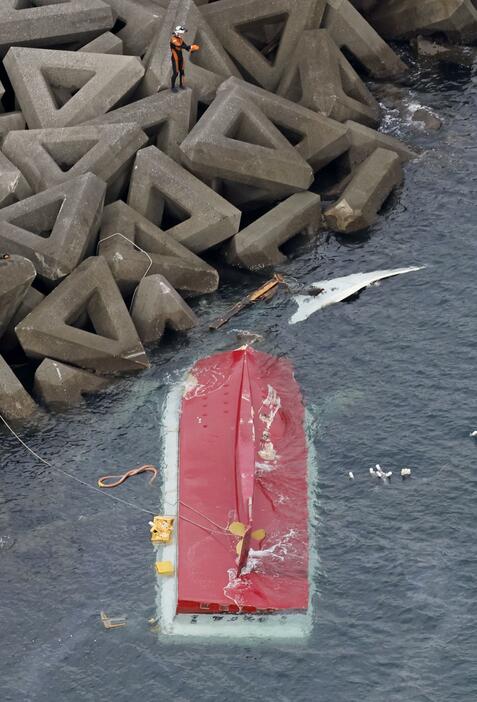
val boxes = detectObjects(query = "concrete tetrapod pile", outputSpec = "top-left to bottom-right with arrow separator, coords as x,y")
0,0 -> 473,420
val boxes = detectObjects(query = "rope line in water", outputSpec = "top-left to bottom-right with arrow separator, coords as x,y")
178,514 -> 229,536
0,413 -> 157,516
179,500 -> 230,533
0,414 -> 234,537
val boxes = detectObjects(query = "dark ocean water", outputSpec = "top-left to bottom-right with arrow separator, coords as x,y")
1,60 -> 477,702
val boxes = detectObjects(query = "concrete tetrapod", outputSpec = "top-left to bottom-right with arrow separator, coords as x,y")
79,32 -> 124,55
127,146 -> 241,254
87,90 -> 194,163
139,0 -> 240,103
0,0 -> 114,55
16,256 -> 149,375
0,151 -> 32,208
34,359 -> 110,409
277,30 -> 381,128
413,36 -> 476,67
0,112 -> 25,145
325,148 -> 403,233
98,201 -> 219,297
130,275 -> 198,346
225,192 -> 322,270
344,121 -> 417,168
305,0 -> 328,29
0,254 -> 36,340
1,287 -> 44,354
201,0 -> 315,91
180,89 -> 313,197
217,77 -> 350,173
4,47 -> 145,129
323,0 -> 408,78
370,0 -> 477,44
100,0 -> 165,57
0,174 -> 106,287
3,124 -> 148,200
0,355 -> 38,422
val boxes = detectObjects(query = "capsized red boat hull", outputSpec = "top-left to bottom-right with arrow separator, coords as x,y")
156,347 -> 313,636
180,347 -> 309,612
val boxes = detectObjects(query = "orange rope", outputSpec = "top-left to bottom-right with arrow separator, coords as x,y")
96,463 -> 235,538
97,464 -> 158,489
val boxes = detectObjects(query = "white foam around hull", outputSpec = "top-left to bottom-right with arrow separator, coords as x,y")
154,374 -> 318,641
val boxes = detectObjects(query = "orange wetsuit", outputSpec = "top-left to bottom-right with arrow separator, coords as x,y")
170,34 -> 191,89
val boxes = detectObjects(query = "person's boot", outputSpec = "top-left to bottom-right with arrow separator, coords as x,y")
171,78 -> 178,92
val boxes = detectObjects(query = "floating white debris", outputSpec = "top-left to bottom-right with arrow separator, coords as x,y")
371,464 -> 392,481
470,430 -> 477,438
400,467 -> 412,479
289,266 -> 423,324
348,471 -> 354,480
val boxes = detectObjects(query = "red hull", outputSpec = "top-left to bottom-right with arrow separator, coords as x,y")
178,347 -> 309,614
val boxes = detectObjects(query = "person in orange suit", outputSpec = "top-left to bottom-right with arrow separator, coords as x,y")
170,25 -> 200,92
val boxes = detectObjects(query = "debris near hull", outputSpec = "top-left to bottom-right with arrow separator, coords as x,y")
289,266 -> 423,324
209,275 -> 284,330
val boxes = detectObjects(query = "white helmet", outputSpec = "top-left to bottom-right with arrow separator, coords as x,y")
174,25 -> 186,34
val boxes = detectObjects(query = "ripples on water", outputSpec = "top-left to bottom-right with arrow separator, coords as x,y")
1,57 -> 477,702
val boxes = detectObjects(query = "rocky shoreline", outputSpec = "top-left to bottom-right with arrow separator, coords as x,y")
0,0 -> 476,422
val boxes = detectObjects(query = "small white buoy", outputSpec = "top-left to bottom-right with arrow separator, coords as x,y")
470,431 -> 477,438
400,467 -> 412,479
348,471 -> 354,480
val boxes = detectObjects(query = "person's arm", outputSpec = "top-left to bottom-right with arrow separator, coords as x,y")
182,41 -> 200,52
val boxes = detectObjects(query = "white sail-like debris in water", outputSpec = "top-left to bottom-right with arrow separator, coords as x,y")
289,266 -> 423,325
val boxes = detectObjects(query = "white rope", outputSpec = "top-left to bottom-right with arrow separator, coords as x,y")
0,234 -> 156,514
2,232 -> 233,529
0,414 -> 235,534
0,413 -> 156,516
97,232 -> 153,311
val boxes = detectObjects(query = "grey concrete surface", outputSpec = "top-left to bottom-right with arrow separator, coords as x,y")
87,89 -> 194,163
34,358 -> 110,408
98,200 -> 219,296
0,0 -> 114,55
130,274 -> 198,345
0,173 -> 106,286
225,192 -> 321,269
139,0 -> 240,103
325,147 -> 403,233
128,146 -> 241,253
277,30 -> 381,127
0,254 -> 36,340
3,123 -> 147,200
180,89 -> 314,196
202,0 -> 315,91
16,256 -> 149,374
4,47 -> 145,128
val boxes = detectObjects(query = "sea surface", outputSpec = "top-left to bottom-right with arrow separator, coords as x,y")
1,58 -> 477,702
